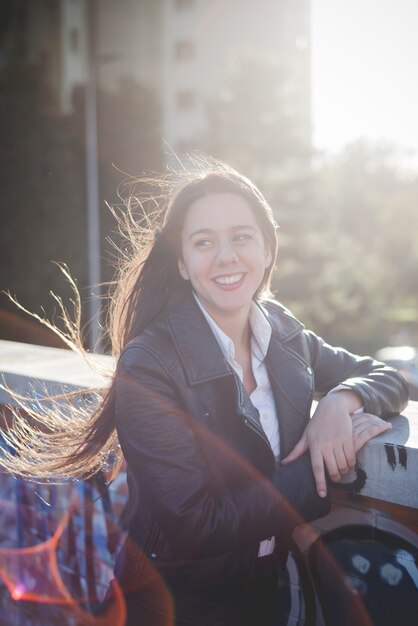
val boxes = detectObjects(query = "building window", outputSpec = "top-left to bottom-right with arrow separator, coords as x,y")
175,0 -> 194,9
175,40 -> 195,61
176,91 -> 196,110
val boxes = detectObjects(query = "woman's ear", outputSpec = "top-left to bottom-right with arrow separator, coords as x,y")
178,259 -> 189,280
264,246 -> 272,268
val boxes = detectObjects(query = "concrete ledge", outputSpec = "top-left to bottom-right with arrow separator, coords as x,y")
337,403 -> 418,509
0,339 -> 114,403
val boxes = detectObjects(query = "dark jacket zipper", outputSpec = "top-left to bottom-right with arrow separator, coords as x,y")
232,372 -> 273,452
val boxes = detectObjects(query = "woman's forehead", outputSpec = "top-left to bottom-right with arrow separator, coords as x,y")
182,192 -> 257,232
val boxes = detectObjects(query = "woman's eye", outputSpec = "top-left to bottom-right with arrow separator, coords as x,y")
195,239 -> 213,248
233,233 -> 252,243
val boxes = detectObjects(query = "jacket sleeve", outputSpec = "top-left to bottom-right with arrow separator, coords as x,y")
115,345 -> 330,559
304,330 -> 409,416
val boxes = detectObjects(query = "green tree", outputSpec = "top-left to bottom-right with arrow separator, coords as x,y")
274,141 -> 418,353
206,52 -> 311,184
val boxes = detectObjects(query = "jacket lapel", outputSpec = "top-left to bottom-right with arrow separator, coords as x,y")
261,302 -> 314,458
167,290 -> 232,385
167,291 -> 268,441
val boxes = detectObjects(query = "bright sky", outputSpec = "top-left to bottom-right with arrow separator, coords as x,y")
311,0 -> 418,159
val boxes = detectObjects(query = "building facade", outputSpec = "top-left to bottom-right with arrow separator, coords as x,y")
8,0 -> 311,155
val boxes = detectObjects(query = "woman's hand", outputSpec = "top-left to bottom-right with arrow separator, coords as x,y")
281,391 -> 392,498
281,390 -> 362,498
351,412 -> 392,453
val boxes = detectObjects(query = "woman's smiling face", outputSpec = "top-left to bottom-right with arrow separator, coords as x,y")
178,192 -> 272,324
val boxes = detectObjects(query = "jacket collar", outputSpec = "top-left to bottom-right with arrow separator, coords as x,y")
166,290 -> 304,386
194,293 -> 272,364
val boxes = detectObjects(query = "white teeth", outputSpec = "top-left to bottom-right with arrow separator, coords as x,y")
214,273 -> 243,285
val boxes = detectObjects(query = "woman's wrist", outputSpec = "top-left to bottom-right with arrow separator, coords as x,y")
324,388 -> 363,415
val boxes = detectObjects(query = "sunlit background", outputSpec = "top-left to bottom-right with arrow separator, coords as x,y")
312,0 -> 418,162
1,0 -> 417,358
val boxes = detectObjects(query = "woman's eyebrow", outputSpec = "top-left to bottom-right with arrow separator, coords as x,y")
188,225 -> 257,240
230,224 -> 258,232
188,228 -> 212,240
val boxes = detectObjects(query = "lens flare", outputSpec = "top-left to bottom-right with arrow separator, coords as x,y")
0,479 -> 127,625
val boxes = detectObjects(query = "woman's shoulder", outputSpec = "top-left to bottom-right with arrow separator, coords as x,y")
259,298 -> 305,338
261,298 -> 298,316
118,313 -> 179,376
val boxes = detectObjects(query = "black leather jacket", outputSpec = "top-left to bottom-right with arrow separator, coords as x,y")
113,290 -> 408,625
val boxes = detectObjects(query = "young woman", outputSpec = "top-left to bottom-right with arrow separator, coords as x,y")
2,162 -> 408,626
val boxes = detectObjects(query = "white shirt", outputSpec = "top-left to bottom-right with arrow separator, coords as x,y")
194,295 -> 278,556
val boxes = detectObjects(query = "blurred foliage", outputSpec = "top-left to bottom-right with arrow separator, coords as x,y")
275,142 -> 418,354
207,52 -> 311,184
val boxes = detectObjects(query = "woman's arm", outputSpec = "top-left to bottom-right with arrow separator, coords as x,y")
281,331 -> 409,497
281,390 -> 392,496
115,345 -> 330,559
304,330 -> 409,416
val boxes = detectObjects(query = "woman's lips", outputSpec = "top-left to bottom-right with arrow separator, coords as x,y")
212,273 -> 245,289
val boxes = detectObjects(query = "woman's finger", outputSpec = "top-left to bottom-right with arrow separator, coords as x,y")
333,444 -> 352,475
351,413 -> 379,428
323,448 -> 341,483
342,438 -> 356,470
352,419 -> 392,452
310,446 -> 328,497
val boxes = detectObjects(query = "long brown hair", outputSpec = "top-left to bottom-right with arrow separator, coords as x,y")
1,159 -> 278,481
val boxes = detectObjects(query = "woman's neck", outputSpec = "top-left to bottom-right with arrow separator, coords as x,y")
215,309 -> 256,394
211,307 -> 252,354
198,299 -> 256,394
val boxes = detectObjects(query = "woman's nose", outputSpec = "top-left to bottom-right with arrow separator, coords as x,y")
215,240 -> 238,265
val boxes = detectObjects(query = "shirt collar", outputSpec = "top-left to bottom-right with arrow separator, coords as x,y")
249,301 -> 272,360
193,293 -> 272,363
